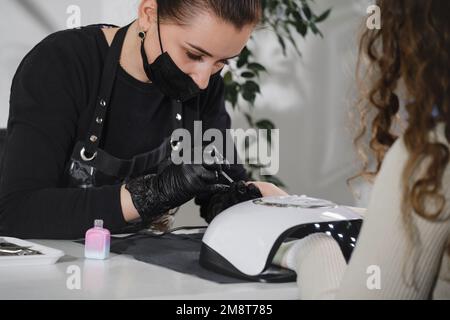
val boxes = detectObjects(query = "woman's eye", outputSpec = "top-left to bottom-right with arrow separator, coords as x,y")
186,51 -> 203,61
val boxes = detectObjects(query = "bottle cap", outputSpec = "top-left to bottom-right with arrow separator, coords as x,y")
94,219 -> 104,228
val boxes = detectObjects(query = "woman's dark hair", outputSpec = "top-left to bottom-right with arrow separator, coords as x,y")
157,0 -> 262,29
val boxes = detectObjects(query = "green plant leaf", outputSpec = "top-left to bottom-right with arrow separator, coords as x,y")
255,119 -> 276,130
223,71 -> 233,85
255,119 -> 275,145
237,46 -> 251,68
276,34 -> 287,56
223,0 -> 331,189
283,23 -> 302,56
244,112 -> 254,127
242,91 -> 257,104
315,8 -> 331,23
224,82 -> 239,108
290,18 -> 307,37
309,22 -> 323,37
247,63 -> 267,73
241,135 -> 257,152
302,5 -> 312,20
244,80 -> 260,92
241,71 -> 255,78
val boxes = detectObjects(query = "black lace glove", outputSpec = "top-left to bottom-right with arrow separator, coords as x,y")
125,163 -> 228,223
197,181 -> 263,224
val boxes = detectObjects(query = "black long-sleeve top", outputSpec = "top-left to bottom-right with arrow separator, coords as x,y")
0,25 -> 247,239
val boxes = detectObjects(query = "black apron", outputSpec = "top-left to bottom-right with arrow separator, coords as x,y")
65,24 -> 192,233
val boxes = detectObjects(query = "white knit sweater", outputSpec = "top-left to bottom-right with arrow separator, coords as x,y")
275,124 -> 450,299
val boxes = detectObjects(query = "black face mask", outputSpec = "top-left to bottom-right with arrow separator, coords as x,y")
139,13 -> 201,102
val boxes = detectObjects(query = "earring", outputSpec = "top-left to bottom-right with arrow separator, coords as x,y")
138,31 -> 146,41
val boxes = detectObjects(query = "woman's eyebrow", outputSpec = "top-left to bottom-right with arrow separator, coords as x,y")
185,42 -> 241,60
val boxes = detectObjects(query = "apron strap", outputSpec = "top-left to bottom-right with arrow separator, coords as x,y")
83,24 -> 129,157
73,21 -> 192,179
72,139 -> 172,179
72,99 -> 186,179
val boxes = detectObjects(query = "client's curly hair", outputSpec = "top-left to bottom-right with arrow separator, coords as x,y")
350,0 -> 450,272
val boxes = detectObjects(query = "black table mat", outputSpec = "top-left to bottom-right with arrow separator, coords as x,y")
78,232 -> 249,284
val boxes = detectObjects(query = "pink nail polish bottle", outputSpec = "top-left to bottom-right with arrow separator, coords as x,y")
84,219 -> 110,260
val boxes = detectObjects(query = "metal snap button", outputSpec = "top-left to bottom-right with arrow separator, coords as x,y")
80,147 -> 97,162
170,138 -> 180,151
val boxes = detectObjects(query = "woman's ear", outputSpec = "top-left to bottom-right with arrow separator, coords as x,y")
137,0 -> 158,32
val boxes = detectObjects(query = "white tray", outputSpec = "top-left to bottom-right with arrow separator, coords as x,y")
0,237 -> 65,267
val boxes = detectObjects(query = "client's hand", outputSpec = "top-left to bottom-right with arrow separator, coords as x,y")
247,181 -> 289,197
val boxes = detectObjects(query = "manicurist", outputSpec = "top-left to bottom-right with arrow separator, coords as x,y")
0,0 -> 268,239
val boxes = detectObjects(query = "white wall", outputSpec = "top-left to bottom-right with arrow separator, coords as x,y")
0,0 -> 372,228
235,0 -> 369,202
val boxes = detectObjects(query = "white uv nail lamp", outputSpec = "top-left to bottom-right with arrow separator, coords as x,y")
199,195 -> 363,282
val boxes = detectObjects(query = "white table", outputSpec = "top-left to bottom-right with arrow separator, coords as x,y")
0,207 -> 366,300
0,236 -> 299,300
